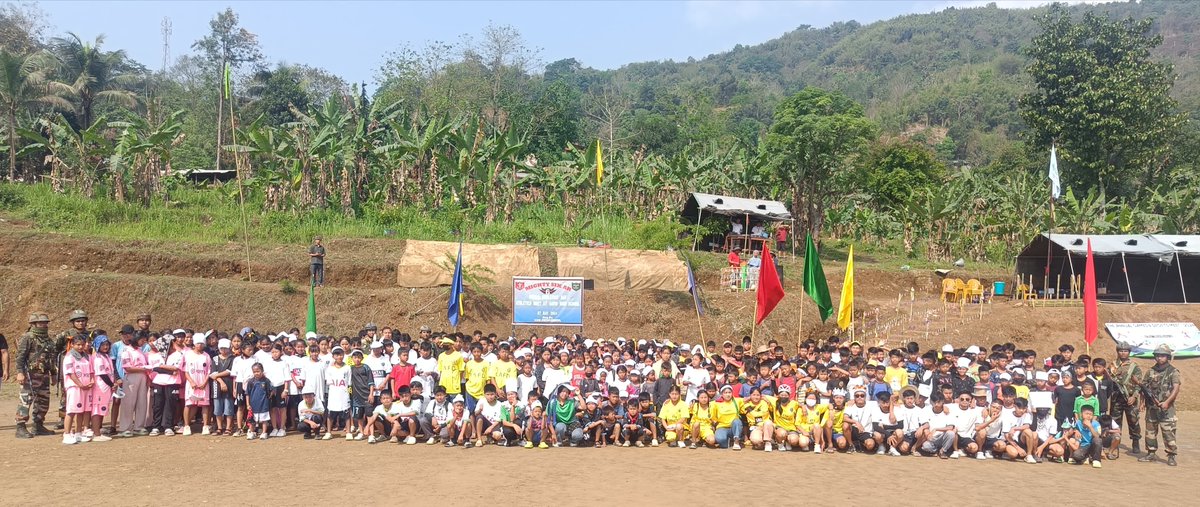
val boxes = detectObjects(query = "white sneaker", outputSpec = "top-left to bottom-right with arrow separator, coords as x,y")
764,442 -> 773,452
63,434 -> 77,445
354,432 -> 364,441
785,444 -> 793,451
322,432 -> 332,440
149,428 -> 160,436
405,436 -> 416,445
246,431 -> 256,440
368,435 -> 377,444
77,434 -> 91,443
83,429 -> 94,438
889,448 -> 902,457
977,452 -> 987,460
732,442 -> 742,450
260,431 -> 268,440
651,439 -> 659,447
950,450 -> 962,459
678,441 -> 686,448
164,429 -> 175,436
201,425 -> 211,436
1025,455 -> 1037,464
426,437 -> 436,445
346,432 -> 354,441
182,426 -> 192,436
622,441 -> 629,447
814,444 -> 822,454
984,451 -> 994,459
92,435 -> 113,442
876,447 -> 886,455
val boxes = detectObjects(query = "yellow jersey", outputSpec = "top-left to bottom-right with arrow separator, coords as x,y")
772,399 -> 802,431
741,399 -> 773,427
691,402 -> 715,427
883,366 -> 908,391
658,400 -> 690,425
828,406 -> 846,434
798,403 -> 828,432
489,359 -> 517,389
436,351 -> 465,394
464,360 -> 489,397
712,399 -> 740,428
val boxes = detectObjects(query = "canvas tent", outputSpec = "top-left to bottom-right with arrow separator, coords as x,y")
681,192 -> 793,253
1015,233 -> 1200,303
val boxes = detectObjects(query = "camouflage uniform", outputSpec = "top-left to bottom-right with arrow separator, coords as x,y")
1142,362 -> 1181,457
1110,354 -> 1142,446
15,316 -> 57,431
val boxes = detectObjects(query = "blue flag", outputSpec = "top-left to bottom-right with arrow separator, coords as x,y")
448,240 -> 464,327
687,258 -> 704,316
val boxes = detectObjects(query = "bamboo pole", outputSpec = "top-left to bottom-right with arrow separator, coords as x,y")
228,78 -> 252,282
1121,252 -> 1134,303
1176,251 -> 1188,304
797,293 -> 805,353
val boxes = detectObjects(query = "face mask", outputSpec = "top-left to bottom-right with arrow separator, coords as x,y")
806,399 -> 817,407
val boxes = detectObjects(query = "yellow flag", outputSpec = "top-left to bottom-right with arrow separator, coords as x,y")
837,245 -> 854,330
596,139 -> 604,185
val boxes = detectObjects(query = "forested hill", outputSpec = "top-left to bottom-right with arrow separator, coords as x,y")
600,0 -> 1200,167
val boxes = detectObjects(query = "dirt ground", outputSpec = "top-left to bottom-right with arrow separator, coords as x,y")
0,393 -> 1195,505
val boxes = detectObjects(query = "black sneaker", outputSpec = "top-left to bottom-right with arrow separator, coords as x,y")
303,433 -> 314,440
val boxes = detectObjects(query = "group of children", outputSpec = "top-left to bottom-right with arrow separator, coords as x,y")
53,322 -> 1131,468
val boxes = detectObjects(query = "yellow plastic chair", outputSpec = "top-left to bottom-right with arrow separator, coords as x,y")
965,279 -> 984,303
941,278 -> 958,302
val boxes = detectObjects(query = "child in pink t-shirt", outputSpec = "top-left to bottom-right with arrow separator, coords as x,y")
182,336 -> 213,436
62,336 -> 94,445
90,336 -> 117,442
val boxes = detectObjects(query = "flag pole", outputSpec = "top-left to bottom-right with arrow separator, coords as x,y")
797,294 -> 805,352
694,298 -> 706,345
752,294 -> 759,345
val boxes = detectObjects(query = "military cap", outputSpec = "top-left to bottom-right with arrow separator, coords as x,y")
137,313 -> 152,321
364,322 -> 378,331
1115,341 -> 1133,351
68,309 -> 88,321
28,313 -> 50,323
1153,344 -> 1174,356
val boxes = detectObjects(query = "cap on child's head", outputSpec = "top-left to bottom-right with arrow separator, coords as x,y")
452,395 -> 465,404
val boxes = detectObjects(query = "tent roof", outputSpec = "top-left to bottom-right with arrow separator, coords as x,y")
1153,235 -> 1200,256
1024,233 -> 1200,259
683,192 -> 792,221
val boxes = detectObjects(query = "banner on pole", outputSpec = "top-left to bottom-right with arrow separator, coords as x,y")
1105,322 -> 1200,358
512,277 -> 584,326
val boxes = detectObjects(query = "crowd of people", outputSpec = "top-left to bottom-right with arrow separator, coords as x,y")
11,310 -> 1182,466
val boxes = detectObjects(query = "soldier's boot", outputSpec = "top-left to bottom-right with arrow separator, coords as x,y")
1138,451 -> 1158,462
33,422 -> 55,436
53,420 -> 63,430
1167,455 -> 1177,467
1130,439 -> 1141,455
15,423 -> 33,439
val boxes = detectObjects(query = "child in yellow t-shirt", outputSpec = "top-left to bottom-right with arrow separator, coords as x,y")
690,391 -> 716,448
797,391 -> 828,453
741,388 -> 774,451
769,385 -> 802,451
658,386 -> 691,447
712,385 -> 743,450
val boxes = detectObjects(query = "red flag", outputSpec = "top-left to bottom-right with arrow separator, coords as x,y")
756,245 -> 786,325
1083,238 -> 1098,345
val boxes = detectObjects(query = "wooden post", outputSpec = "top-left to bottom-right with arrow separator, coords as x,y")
1055,274 -> 1061,300
796,295 -> 805,353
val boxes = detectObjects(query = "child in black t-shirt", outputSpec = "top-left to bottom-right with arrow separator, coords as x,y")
348,350 -> 373,439
1052,372 -> 1080,429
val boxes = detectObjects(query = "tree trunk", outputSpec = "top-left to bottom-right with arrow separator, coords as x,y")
215,60 -> 225,172
7,107 -> 16,182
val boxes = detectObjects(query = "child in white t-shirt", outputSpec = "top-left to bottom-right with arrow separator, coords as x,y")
323,348 -> 351,440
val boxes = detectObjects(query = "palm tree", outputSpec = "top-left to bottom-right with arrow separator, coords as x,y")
0,50 -> 71,181
46,32 -> 138,129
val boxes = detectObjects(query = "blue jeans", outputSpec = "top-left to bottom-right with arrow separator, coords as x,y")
554,422 -> 583,445
715,419 -> 744,448
465,394 -> 478,415
212,396 -> 236,417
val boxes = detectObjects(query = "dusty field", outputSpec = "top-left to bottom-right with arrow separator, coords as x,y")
0,394 -> 1195,506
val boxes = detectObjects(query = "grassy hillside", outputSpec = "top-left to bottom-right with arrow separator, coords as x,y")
609,0 -> 1200,165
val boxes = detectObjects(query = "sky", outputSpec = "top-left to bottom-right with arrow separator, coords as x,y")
29,0 -> 1095,86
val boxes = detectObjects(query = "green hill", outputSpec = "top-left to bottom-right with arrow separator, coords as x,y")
598,0 -> 1200,166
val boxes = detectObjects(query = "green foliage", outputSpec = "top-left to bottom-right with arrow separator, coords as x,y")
1021,3 -> 1186,198
279,279 -> 298,295
859,140 -> 946,208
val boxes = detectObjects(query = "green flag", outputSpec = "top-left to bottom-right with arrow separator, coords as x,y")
802,233 -> 834,322
223,62 -> 231,100
305,278 -> 317,333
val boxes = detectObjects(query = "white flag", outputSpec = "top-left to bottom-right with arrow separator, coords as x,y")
1048,144 -> 1061,199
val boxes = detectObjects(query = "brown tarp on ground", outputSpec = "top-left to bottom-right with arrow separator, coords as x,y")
397,240 -> 541,287
556,248 -> 688,291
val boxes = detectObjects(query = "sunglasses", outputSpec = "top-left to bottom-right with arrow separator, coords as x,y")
853,394 -> 866,398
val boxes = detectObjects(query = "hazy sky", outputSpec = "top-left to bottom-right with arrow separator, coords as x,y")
32,1 -> 1087,85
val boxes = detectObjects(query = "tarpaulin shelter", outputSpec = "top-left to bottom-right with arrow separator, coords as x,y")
1015,233 -> 1200,303
681,192 -> 793,253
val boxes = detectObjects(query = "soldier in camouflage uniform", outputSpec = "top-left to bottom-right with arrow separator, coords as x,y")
1109,341 -> 1142,455
1138,344 -> 1182,466
53,309 -> 91,429
14,313 -> 58,438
